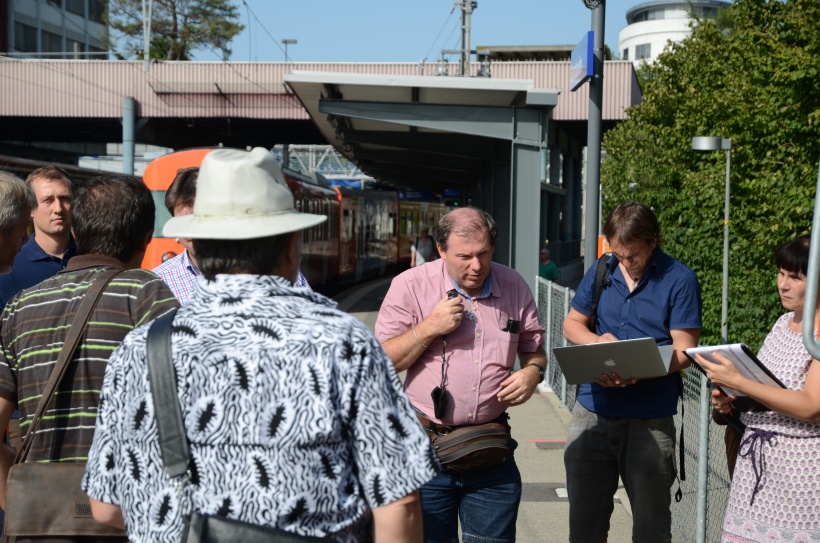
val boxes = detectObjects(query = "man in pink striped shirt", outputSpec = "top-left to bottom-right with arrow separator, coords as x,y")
375,207 -> 546,543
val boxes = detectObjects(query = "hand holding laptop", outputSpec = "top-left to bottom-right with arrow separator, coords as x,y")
595,371 -> 639,388
589,334 -> 638,387
552,337 -> 675,385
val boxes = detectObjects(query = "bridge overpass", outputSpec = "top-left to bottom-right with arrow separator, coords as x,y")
1,58 -> 641,286
0,59 -> 639,151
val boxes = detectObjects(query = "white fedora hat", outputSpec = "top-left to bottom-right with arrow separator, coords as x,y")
163,147 -> 326,240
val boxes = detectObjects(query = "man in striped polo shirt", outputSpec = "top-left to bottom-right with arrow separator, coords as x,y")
0,174 -> 179,525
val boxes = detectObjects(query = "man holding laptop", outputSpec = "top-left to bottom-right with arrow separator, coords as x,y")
562,201 -> 702,543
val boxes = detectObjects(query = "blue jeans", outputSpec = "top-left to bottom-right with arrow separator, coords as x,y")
564,402 -> 676,543
420,446 -> 521,543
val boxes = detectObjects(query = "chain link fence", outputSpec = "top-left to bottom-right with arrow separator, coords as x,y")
535,277 -> 732,543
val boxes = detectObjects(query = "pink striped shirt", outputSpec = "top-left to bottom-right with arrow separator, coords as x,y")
375,259 -> 544,426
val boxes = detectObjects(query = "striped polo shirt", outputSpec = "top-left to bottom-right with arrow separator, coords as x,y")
0,255 -> 179,463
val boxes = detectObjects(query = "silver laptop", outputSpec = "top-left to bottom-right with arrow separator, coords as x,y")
552,337 -> 675,385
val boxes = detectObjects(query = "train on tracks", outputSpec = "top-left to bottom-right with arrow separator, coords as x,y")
1,149 -> 449,293
141,148 -> 448,294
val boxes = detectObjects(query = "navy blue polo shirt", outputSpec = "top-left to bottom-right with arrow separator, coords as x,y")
0,235 -> 76,309
570,250 -> 702,418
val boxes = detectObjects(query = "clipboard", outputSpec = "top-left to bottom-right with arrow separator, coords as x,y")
684,343 -> 786,412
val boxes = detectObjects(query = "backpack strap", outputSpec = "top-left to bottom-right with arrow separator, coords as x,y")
587,253 -> 613,332
673,371 -> 685,502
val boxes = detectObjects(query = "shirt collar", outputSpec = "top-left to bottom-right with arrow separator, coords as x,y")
181,250 -> 200,276
196,274 -> 335,307
22,235 -> 76,263
449,270 -> 493,300
606,249 -> 663,282
61,254 -> 126,273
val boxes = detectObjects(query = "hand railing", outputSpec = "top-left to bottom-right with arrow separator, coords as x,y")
803,160 -> 820,358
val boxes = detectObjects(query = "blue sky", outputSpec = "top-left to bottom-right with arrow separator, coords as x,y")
193,0 -> 638,62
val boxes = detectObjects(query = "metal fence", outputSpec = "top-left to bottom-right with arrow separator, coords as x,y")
535,277 -> 732,543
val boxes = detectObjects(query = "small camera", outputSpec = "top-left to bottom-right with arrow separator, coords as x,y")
431,386 -> 447,419
447,289 -> 458,299
503,319 -> 520,334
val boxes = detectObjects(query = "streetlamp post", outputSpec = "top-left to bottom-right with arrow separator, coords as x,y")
281,39 -> 297,62
692,136 -> 732,345
581,0 -> 605,270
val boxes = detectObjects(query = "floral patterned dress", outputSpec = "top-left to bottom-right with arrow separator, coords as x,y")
722,313 -> 820,542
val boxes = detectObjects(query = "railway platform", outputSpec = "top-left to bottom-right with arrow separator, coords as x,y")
333,276 -> 635,543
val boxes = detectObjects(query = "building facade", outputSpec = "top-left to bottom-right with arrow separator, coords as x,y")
2,0 -> 107,58
618,0 -> 729,66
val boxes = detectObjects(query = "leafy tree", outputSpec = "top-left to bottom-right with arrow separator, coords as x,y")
106,0 -> 244,60
601,0 -> 820,350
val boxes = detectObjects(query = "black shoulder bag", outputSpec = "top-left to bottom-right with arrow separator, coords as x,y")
146,311 -> 330,543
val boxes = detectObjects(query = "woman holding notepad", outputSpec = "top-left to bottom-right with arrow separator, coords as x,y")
696,235 -> 820,543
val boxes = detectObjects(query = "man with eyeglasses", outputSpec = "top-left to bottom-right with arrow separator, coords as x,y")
376,206 -> 546,543
562,201 -> 702,543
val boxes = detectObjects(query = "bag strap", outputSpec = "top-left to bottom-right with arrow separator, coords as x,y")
145,309 -> 189,480
15,268 -> 123,463
587,253 -> 613,332
674,372 -> 686,502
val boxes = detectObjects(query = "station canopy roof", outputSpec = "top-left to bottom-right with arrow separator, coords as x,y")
284,71 -> 559,192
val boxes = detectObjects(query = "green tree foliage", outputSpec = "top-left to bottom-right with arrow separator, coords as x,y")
107,0 -> 244,60
601,0 -> 820,350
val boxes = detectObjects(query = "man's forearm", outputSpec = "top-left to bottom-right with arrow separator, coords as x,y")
372,491 -> 423,543
563,317 -> 598,345
382,322 -> 436,372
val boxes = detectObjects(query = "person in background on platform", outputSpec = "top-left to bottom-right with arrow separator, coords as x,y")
699,234 -> 820,543
0,174 -> 179,527
562,201 -> 702,543
376,206 -> 547,543
539,247 -> 559,283
83,147 -> 435,543
0,172 -> 34,530
152,167 -> 202,305
153,166 -> 311,305
0,166 -> 76,309
410,224 -> 437,267
0,173 -> 35,275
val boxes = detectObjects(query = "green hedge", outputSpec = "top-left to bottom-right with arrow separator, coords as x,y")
601,0 -> 820,350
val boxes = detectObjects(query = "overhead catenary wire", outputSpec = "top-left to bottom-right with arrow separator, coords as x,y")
241,0 -> 289,61
421,6 -> 458,62
0,56 -> 251,137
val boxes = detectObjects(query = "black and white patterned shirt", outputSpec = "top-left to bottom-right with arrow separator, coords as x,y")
83,274 -> 437,543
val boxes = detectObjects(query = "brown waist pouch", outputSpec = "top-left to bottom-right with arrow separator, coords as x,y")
416,412 -> 511,474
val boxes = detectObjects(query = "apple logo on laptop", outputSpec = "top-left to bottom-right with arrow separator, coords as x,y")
604,359 -> 616,367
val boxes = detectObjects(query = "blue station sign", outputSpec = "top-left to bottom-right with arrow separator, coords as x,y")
570,31 -> 595,92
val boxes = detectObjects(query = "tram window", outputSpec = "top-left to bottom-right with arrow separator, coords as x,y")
152,191 -> 172,237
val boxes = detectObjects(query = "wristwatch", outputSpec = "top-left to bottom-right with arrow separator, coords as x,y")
523,362 -> 546,382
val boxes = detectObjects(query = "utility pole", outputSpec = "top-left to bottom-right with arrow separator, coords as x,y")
142,0 -> 152,72
282,39 -> 297,62
442,1 -> 477,77
456,1 -> 476,76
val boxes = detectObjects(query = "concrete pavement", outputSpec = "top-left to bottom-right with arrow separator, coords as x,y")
334,277 -> 636,543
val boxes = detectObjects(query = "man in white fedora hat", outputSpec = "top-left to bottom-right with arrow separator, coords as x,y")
152,165 -> 313,305
83,147 -> 436,543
